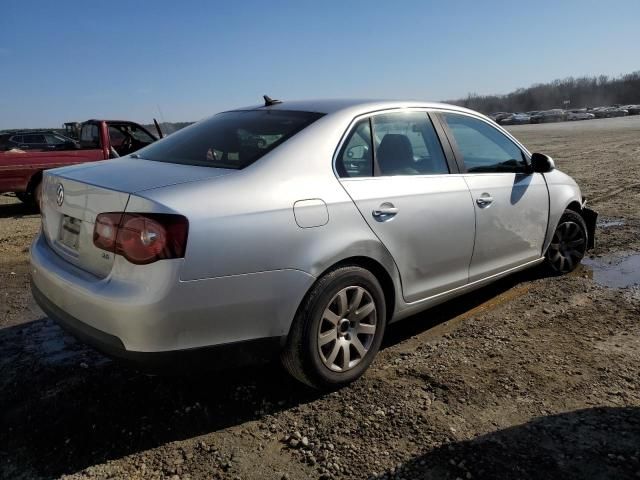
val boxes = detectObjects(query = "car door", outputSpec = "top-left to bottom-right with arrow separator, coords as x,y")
337,110 -> 476,303
438,111 -> 549,282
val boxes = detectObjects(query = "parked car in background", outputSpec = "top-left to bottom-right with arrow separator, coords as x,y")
488,112 -> 511,123
0,131 -> 78,151
530,109 -> 567,124
0,120 -> 160,206
567,111 -> 595,121
591,107 -> 629,118
499,113 -> 530,125
619,105 -> 640,115
30,99 -> 597,389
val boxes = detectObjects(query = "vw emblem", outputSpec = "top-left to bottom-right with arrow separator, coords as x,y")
56,183 -> 64,207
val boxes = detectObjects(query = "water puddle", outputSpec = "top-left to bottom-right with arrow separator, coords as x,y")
597,217 -> 626,229
581,253 -> 640,289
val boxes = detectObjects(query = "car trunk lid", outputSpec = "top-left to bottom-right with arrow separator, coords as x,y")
40,157 -> 232,278
40,173 -> 129,278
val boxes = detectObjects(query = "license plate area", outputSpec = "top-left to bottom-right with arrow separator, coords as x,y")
58,215 -> 82,251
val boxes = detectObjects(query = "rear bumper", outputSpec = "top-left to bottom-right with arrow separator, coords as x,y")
30,233 -> 315,358
32,281 -> 283,368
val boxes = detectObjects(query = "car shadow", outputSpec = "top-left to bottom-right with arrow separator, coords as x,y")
0,266 -> 549,479
382,266 -> 547,348
0,194 -> 38,218
382,406 -> 640,480
0,316 -> 320,478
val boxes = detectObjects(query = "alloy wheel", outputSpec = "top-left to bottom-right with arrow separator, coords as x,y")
547,221 -> 586,273
317,286 -> 377,372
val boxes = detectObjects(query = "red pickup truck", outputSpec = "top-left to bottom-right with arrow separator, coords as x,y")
0,119 -> 160,207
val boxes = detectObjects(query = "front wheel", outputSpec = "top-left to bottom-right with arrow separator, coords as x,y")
545,209 -> 588,274
282,266 -> 386,390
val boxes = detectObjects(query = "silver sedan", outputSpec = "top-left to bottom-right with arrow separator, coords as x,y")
30,99 -> 596,389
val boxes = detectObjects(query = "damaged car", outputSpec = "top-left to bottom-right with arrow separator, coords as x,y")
30,99 -> 597,389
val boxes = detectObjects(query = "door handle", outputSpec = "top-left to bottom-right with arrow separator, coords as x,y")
372,203 -> 398,220
476,194 -> 494,208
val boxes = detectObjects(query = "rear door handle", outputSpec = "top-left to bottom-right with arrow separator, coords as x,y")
372,203 -> 398,220
476,194 -> 494,208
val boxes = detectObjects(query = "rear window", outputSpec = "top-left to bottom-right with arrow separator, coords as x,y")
136,110 -> 324,169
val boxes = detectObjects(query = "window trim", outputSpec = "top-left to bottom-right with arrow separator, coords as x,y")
333,108 -> 458,180
335,117 -> 375,178
433,110 -> 532,175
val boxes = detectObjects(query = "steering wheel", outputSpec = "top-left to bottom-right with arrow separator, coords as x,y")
121,135 -> 133,152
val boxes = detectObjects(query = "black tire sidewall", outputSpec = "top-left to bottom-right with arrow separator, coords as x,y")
301,268 -> 386,388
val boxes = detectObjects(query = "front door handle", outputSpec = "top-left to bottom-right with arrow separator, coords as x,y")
372,203 -> 398,220
476,194 -> 494,208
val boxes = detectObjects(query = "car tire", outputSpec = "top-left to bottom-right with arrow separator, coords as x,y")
544,209 -> 588,274
282,265 -> 386,390
15,192 -> 31,204
32,181 -> 42,210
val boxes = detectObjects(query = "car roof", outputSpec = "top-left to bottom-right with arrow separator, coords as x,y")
234,99 -> 481,117
5,130 -> 60,135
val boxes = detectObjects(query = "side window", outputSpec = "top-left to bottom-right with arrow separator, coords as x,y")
128,125 -> 155,144
336,119 -> 373,178
45,134 -> 66,145
80,125 -> 100,148
442,113 -> 527,173
372,112 -> 448,176
11,135 -> 23,144
108,126 -> 126,147
23,134 -> 46,144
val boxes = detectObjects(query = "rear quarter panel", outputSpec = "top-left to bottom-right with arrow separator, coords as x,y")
131,113 -> 403,320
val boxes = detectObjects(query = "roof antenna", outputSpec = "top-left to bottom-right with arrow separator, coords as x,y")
263,95 -> 282,106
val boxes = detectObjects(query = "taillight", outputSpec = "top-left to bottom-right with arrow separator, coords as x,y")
93,213 -> 188,265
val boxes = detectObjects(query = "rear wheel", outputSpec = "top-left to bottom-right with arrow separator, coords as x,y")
32,181 -> 42,210
15,192 -> 31,204
545,209 -> 588,274
282,266 -> 386,390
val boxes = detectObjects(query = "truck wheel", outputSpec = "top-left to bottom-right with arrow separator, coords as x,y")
282,265 -> 386,390
15,192 -> 31,204
545,209 -> 588,274
32,181 -> 43,210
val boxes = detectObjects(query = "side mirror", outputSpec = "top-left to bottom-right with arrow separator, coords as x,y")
530,153 -> 555,173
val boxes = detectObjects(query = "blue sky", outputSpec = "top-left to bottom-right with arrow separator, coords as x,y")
0,0 -> 638,128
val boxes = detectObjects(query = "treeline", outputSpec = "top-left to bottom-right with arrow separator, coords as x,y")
449,71 -> 640,113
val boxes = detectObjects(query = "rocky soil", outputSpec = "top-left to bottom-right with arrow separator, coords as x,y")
1,116 -> 639,479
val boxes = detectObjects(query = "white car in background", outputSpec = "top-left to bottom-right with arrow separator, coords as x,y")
567,111 -> 595,121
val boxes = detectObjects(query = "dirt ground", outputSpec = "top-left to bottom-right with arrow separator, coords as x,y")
1,116 -> 639,480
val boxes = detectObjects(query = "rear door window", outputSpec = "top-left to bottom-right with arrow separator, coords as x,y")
137,110 -> 324,169
372,112 -> 449,176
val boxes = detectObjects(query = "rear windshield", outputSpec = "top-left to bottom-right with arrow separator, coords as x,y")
136,109 -> 324,169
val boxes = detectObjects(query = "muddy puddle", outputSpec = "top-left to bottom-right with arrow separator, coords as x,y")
582,252 -> 640,289
597,217 -> 626,229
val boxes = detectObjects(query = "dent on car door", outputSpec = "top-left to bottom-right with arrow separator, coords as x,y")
439,112 -> 549,282
337,111 -> 475,303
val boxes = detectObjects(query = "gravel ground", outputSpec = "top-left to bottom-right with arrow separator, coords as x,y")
1,116 -> 639,480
